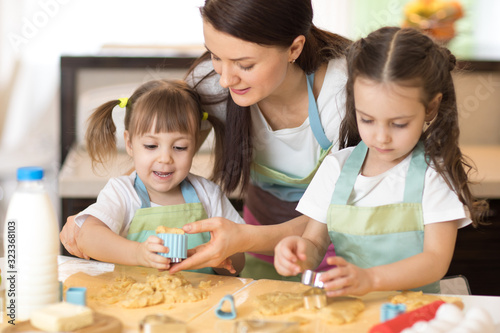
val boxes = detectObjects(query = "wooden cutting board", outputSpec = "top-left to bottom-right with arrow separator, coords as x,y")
189,279 -> 400,333
63,264 -> 253,331
2,312 -> 122,333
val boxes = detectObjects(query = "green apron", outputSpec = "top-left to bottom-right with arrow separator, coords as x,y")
327,141 -> 440,293
127,175 -> 213,274
241,73 -> 335,280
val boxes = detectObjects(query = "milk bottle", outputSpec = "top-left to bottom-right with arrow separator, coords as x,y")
3,167 -> 59,322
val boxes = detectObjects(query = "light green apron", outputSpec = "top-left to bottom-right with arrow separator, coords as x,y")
241,73 -> 335,280
127,175 -> 213,274
327,141 -> 440,293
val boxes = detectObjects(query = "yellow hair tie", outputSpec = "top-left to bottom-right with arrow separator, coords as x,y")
202,112 -> 209,121
118,98 -> 128,108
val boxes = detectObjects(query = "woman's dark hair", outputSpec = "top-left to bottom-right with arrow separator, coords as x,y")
339,26 -> 487,226
86,79 -> 224,179
188,0 -> 351,195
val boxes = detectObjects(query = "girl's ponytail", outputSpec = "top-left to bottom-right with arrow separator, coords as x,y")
85,100 -> 121,169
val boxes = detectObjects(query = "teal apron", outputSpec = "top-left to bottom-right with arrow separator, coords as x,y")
127,175 -> 213,274
241,73 -> 335,280
327,141 -> 440,293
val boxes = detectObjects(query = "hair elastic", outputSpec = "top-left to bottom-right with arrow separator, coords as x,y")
118,98 -> 128,108
202,112 -> 209,121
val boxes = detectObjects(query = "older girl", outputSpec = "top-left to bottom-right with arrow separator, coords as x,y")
274,27 -> 487,295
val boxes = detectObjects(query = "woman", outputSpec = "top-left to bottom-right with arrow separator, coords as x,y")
61,0 -> 351,279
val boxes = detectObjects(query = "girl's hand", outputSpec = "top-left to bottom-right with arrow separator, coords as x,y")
136,235 -> 172,270
60,215 -> 89,259
214,257 -> 236,274
320,256 -> 375,297
274,236 -> 309,276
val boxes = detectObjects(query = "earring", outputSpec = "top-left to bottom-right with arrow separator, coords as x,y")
426,122 -> 430,126
290,59 -> 296,64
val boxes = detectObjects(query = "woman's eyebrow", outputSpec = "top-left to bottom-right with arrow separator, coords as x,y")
204,45 -> 254,62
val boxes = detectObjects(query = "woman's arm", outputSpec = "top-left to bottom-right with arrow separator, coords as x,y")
76,216 -> 171,269
320,220 -> 458,297
169,215 -> 309,273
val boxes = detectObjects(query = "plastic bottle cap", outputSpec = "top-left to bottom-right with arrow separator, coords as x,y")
17,166 -> 44,181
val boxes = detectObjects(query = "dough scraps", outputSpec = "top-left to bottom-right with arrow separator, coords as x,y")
389,290 -> 464,311
97,272 -> 210,308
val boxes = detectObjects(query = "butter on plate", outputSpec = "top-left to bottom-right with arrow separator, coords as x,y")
30,302 -> 94,331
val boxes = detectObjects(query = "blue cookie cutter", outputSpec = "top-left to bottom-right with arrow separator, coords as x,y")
66,287 -> 87,306
380,302 -> 406,322
215,294 -> 237,320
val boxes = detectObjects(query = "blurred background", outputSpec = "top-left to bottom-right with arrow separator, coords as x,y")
0,0 -> 499,294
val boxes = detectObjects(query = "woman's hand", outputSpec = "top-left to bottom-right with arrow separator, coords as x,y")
136,235 -> 172,270
60,215 -> 89,259
274,236 -> 310,276
169,217 -> 243,273
319,256 -> 375,297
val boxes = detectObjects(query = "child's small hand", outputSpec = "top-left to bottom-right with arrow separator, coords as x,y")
214,257 -> 236,274
136,235 -> 172,270
320,256 -> 375,297
274,236 -> 309,276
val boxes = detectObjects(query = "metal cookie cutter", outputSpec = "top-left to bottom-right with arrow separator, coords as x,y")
303,287 -> 327,310
139,314 -> 186,333
215,294 -> 237,320
301,270 -> 324,289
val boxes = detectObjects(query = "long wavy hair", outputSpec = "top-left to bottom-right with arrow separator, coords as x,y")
85,79 -> 224,178
187,0 -> 351,195
339,27 -> 487,226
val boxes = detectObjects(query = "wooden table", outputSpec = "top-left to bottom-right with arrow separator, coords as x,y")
2,257 -> 500,332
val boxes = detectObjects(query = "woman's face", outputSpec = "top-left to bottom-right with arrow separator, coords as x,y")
203,20 -> 293,107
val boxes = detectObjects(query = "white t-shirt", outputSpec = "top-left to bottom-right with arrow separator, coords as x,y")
297,147 -> 471,228
75,172 -> 245,237
186,58 -> 347,178
251,58 -> 347,179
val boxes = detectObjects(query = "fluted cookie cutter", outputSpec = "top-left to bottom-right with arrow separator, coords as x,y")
301,269 -> 324,289
303,287 -> 327,310
156,233 -> 187,263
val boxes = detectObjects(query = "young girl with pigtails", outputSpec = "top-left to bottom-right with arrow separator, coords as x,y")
274,27 -> 488,296
74,79 -> 245,275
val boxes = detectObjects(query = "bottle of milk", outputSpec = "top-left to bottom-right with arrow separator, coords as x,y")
3,167 -> 59,322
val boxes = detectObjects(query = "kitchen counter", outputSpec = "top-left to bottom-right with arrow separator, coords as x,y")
2,256 -> 500,332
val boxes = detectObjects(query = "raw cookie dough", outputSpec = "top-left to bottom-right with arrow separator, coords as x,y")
98,272 -> 210,308
254,291 -> 365,325
255,292 -> 304,316
390,291 -> 464,311
320,297 -> 365,325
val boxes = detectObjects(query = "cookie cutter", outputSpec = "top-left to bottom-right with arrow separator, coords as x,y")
156,233 -> 187,263
301,270 -> 324,289
380,302 -> 406,322
215,294 -> 237,320
303,287 -> 327,310
66,287 -> 87,306
139,314 -> 186,333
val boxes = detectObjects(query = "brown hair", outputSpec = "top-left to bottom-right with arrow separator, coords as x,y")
188,0 -> 351,195
339,26 -> 487,226
85,79 -> 224,178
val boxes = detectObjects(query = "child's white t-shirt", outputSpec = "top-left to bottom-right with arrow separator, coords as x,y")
75,172 -> 244,237
297,147 -> 471,228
